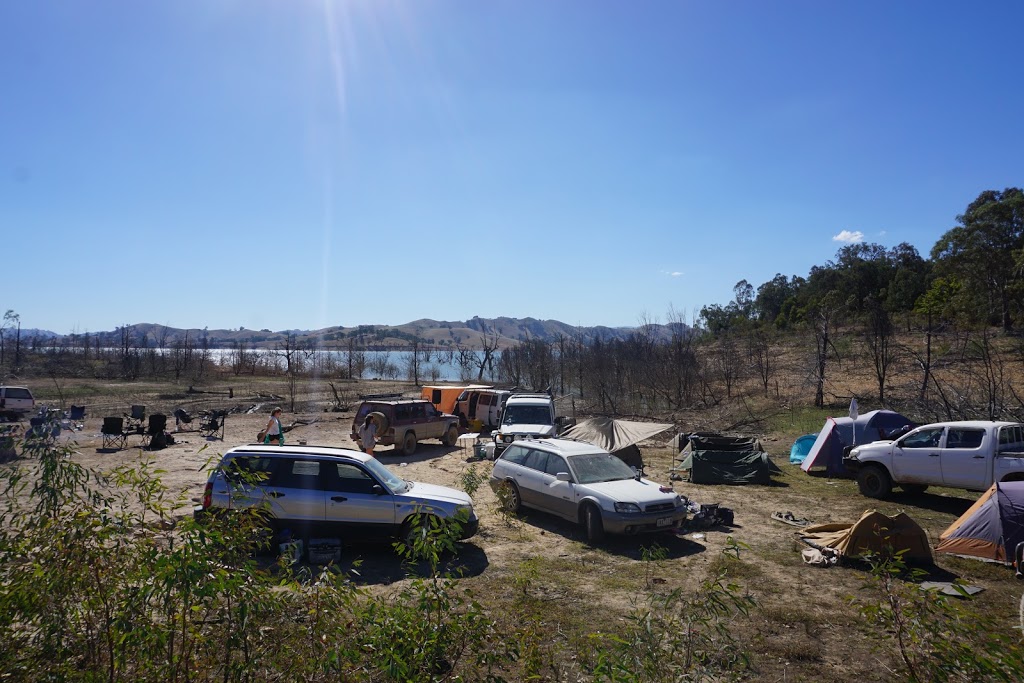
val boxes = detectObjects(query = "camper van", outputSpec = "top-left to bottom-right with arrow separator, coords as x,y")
456,388 -> 511,430
420,384 -> 491,416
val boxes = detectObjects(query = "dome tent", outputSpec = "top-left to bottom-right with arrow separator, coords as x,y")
800,410 -> 914,477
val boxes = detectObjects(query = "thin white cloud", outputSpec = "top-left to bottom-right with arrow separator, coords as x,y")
661,270 -> 683,277
833,230 -> 864,244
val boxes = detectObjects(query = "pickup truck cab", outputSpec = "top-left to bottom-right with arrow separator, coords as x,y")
847,420 -> 1024,498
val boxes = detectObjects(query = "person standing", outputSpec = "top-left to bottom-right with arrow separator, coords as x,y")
358,414 -> 377,455
263,407 -> 284,446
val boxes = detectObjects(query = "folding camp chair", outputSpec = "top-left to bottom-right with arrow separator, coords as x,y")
124,405 -> 146,434
141,414 -> 168,449
173,408 -> 194,431
199,409 -> 227,440
101,416 -> 128,450
66,405 -> 86,421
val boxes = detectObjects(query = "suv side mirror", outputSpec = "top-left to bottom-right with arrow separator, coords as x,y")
556,472 -> 571,482
371,484 -> 386,496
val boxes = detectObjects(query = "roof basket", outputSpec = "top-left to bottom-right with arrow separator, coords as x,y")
358,392 -> 406,401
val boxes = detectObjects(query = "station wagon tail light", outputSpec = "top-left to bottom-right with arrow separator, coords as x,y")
202,482 -> 212,509
614,502 -> 642,514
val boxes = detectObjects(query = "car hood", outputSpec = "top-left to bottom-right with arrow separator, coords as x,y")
397,481 -> 473,507
502,423 -> 556,436
585,477 -> 678,505
854,440 -> 895,453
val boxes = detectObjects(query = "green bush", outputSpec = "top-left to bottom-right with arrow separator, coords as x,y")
853,552 -> 1024,683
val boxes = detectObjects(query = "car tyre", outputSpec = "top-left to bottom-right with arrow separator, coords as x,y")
901,483 -> 928,495
442,425 -> 459,447
402,432 -> 417,456
583,504 -> 605,543
401,513 -> 432,548
501,481 -> 522,514
857,465 -> 893,499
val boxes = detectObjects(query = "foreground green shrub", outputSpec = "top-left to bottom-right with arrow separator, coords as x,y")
853,552 -> 1024,683
589,538 -> 758,682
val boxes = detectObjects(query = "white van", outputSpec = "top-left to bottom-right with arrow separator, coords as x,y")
0,386 -> 35,418
456,388 -> 511,430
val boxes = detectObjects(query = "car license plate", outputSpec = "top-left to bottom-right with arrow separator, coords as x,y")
656,517 -> 672,527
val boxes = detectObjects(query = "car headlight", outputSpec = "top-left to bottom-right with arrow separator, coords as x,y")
503,434 -> 514,443
674,495 -> 684,507
614,502 -> 642,514
849,448 -> 860,458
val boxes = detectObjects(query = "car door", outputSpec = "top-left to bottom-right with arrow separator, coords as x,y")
323,461 -> 398,537
939,427 -> 989,490
542,453 -> 577,521
261,457 -> 327,525
515,448 -> 554,510
891,427 -> 945,484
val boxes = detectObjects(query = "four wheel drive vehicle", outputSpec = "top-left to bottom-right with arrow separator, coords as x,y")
0,386 -> 35,418
846,420 -> 1024,499
488,438 -> 688,542
350,398 -> 461,456
491,393 -> 569,457
197,444 -> 479,543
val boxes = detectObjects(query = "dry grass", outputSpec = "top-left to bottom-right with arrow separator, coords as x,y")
11,345 -> 1024,681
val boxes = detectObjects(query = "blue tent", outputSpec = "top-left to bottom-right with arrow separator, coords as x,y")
789,433 -> 817,464
800,410 -> 914,476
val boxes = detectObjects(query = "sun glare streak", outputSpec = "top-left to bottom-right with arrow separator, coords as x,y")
321,0 -> 349,118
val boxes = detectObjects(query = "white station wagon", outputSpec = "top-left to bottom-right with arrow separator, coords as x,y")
489,438 -> 688,541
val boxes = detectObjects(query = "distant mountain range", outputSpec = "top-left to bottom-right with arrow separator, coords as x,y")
36,317 -> 689,350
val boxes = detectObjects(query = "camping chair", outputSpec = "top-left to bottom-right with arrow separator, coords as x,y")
124,405 -> 146,434
141,414 -> 168,449
66,405 -> 86,421
101,416 -> 128,450
199,409 -> 227,440
173,408 -> 194,431
26,414 -> 61,442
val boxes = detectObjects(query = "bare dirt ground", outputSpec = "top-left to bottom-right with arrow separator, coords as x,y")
12,379 -> 1024,682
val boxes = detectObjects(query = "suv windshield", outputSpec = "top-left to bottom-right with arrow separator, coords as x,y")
363,456 -> 409,493
502,405 -> 552,426
568,452 -> 636,484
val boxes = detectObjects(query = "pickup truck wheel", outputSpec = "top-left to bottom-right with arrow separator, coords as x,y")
442,425 -> 458,447
901,484 -> 928,495
583,504 -> 605,543
857,466 -> 893,499
402,432 -> 417,456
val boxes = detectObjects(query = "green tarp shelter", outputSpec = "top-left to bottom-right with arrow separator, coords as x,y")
678,449 -> 780,484
671,434 -> 780,484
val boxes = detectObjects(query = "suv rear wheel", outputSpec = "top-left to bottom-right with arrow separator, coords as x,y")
402,431 -> 417,456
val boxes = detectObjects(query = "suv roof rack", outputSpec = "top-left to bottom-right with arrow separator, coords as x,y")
358,392 -> 406,400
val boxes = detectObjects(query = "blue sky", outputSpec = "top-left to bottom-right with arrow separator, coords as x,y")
2,1 -> 1021,335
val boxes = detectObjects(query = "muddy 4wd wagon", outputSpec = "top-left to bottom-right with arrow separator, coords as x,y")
351,396 -> 460,456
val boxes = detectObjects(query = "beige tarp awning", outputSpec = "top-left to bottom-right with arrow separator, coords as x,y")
560,417 -> 673,452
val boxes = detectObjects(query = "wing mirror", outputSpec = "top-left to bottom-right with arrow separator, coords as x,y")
556,472 -> 571,482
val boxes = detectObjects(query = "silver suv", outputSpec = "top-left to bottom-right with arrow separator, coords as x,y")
198,444 -> 479,543
489,438 -> 687,542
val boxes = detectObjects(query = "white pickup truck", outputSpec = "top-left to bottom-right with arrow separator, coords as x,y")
847,420 -> 1024,498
